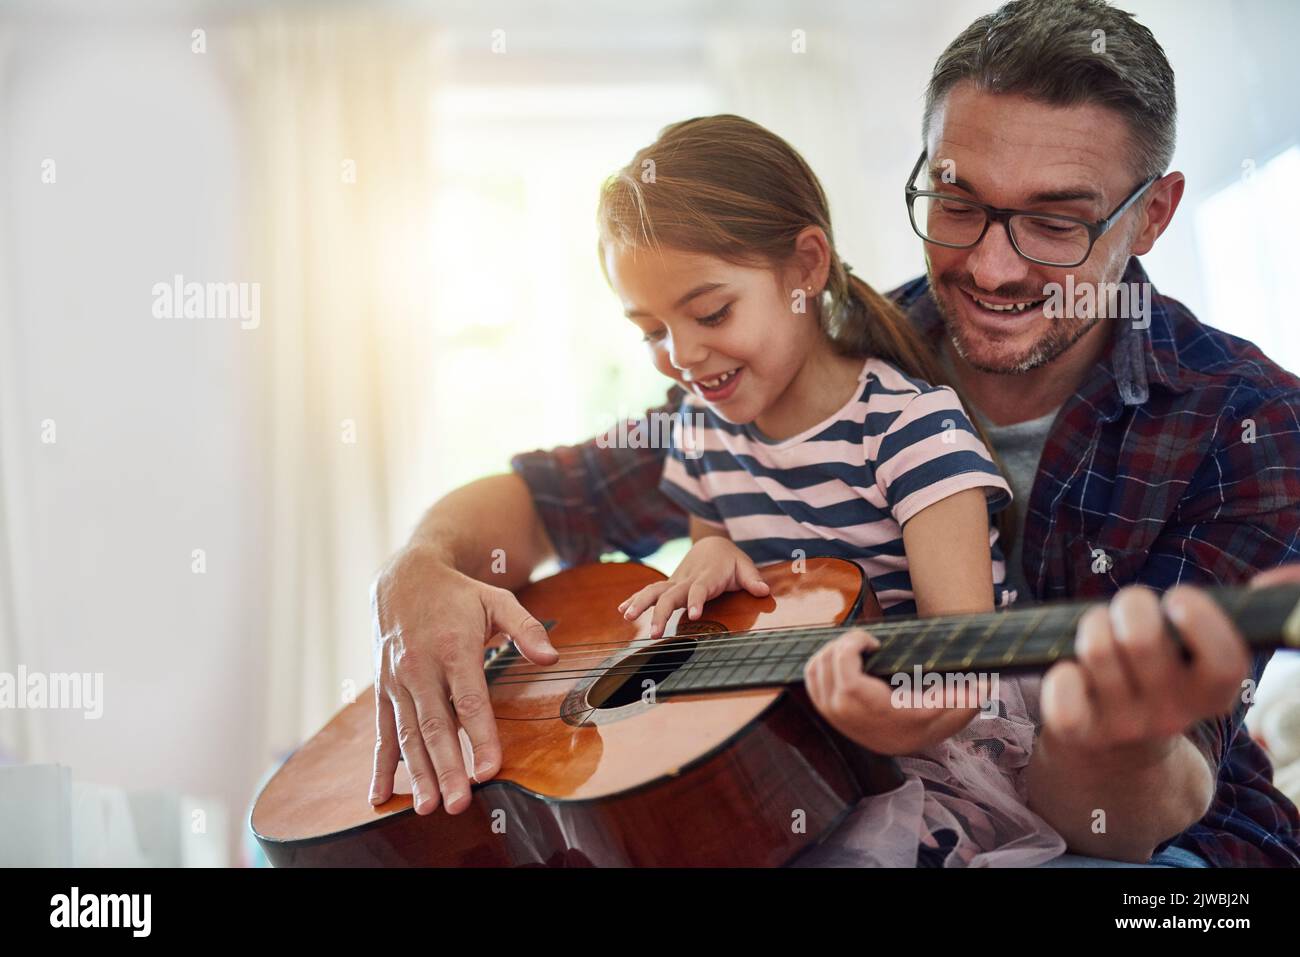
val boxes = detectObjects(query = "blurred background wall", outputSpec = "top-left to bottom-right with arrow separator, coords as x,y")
0,0 -> 1296,864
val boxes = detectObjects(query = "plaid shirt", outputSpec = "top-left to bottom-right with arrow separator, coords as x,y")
512,257 -> 1300,866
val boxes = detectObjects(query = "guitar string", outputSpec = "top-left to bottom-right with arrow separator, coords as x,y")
508,608 -> 1089,668
540,607 -> 1075,651
473,587 -> 1290,689
510,584 -> 1288,664
527,606 -> 1091,659
487,629 -> 1080,685
485,649 -> 1071,687
510,629 -> 1075,674
488,587 -> 1289,686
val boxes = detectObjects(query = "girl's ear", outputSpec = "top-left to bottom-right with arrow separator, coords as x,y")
789,226 -> 833,295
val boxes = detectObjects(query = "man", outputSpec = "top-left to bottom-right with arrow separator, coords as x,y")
368,0 -> 1300,865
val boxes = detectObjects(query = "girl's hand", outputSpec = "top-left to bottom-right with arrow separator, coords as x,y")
804,630 -> 983,756
617,537 -> 771,638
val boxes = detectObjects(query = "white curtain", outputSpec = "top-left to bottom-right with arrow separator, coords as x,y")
226,9 -> 440,760
0,22 -> 39,764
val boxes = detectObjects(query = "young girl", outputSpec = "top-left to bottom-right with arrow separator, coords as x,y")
598,115 -> 1066,867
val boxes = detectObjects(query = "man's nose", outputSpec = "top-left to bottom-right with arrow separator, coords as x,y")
966,220 -> 1031,292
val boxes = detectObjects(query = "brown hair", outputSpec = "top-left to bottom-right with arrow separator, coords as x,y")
597,114 -> 948,386
924,0 -> 1176,181
597,114 -> 1016,558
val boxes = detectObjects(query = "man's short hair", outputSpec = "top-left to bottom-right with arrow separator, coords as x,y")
924,0 -> 1177,181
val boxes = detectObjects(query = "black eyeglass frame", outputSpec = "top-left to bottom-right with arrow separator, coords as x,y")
904,150 -> 1159,268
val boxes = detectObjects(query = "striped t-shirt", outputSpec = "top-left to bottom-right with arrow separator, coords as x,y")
660,357 -> 1012,615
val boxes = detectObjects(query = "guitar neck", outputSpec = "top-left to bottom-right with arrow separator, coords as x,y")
658,582 -> 1300,696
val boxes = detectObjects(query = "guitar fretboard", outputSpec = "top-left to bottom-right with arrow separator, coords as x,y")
656,582 -> 1300,696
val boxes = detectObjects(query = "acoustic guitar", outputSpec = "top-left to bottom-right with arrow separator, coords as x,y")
250,557 -> 1300,866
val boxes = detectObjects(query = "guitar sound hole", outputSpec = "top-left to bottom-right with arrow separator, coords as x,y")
587,639 -> 698,710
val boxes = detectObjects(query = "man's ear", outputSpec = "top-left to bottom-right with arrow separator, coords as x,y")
790,225 -> 833,293
1131,171 -> 1185,256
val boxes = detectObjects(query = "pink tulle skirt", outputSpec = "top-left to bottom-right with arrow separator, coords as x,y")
796,675 -> 1067,867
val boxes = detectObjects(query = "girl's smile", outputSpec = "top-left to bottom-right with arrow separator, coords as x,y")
604,244 -> 863,440
688,366 -> 743,403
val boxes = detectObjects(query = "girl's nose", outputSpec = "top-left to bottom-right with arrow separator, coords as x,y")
667,330 -> 708,372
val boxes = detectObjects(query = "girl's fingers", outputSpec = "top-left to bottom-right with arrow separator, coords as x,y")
736,559 -> 771,597
828,629 -> 888,705
685,580 -> 711,620
831,628 -> 881,662
804,646 -> 828,705
623,582 -> 669,620
650,584 -> 689,638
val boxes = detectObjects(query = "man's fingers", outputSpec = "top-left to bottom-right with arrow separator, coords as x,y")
369,683 -> 400,805
445,666 -> 502,785
1107,586 -> 1178,709
1041,659 -> 1094,745
391,687 -> 441,815
1073,604 -> 1139,734
1163,586 -> 1251,717
408,681 -> 475,816
485,587 -> 556,665
1250,563 -> 1300,588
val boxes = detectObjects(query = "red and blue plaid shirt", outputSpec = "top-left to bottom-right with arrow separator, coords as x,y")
512,257 -> 1300,866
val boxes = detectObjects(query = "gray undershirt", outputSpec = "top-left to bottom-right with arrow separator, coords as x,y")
972,408 -> 1058,606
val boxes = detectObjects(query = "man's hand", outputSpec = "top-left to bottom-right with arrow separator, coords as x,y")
1041,583 -> 1250,756
1029,564 -> 1300,860
368,543 -> 557,815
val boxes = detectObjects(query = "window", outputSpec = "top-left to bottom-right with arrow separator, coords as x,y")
1195,145 -> 1300,375
422,81 -> 719,571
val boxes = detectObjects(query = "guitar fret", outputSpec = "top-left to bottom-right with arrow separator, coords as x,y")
648,582 -> 1300,699
999,607 -> 1048,666
661,642 -> 697,694
733,631 -> 769,686
747,631 -> 806,686
922,619 -> 968,671
696,634 -> 748,686
882,619 -> 937,674
959,615 -> 1002,670
1045,605 -> 1091,661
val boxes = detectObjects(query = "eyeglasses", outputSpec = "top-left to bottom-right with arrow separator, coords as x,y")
904,150 -> 1158,268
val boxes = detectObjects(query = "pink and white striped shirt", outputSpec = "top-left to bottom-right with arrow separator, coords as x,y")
661,356 -> 1012,614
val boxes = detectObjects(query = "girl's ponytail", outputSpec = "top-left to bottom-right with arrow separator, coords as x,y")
824,259 -> 945,388
826,260 -> 1018,560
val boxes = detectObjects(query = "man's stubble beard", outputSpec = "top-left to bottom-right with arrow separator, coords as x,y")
925,236 -> 1135,377
939,291 -> 1101,375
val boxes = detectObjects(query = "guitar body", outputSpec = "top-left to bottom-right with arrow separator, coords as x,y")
251,557 -> 903,867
